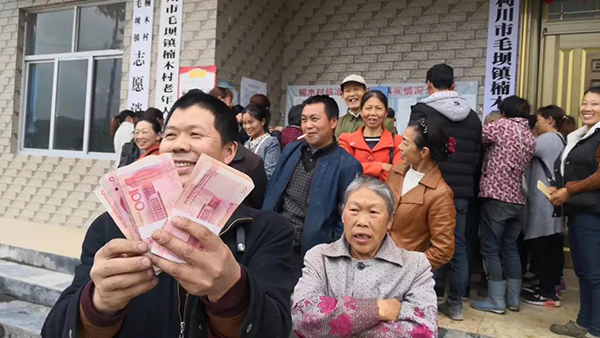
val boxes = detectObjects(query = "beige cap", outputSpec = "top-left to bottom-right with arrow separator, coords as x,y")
340,74 -> 367,89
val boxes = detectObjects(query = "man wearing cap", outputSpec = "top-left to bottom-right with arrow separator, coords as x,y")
334,74 -> 397,139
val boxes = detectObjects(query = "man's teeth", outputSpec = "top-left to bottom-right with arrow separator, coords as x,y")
175,162 -> 194,168
355,234 -> 370,239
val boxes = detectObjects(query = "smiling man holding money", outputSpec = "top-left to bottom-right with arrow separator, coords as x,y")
42,90 -> 295,338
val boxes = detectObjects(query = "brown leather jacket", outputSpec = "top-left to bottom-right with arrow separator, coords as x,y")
386,164 -> 456,270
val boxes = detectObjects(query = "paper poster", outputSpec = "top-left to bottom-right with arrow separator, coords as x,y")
285,85 -> 347,122
126,0 -> 154,112
240,77 -> 267,106
389,82 -> 478,133
154,0 -> 183,116
483,0 -> 521,119
370,86 -> 390,98
178,66 -> 217,97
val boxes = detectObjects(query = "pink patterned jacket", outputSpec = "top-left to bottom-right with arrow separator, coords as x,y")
479,117 -> 536,204
292,235 -> 437,338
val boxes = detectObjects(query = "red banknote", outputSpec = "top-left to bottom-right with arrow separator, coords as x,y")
115,153 -> 183,244
95,171 -> 141,240
151,153 -> 254,262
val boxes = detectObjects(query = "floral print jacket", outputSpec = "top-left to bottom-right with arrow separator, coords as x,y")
479,117 -> 536,204
292,235 -> 437,338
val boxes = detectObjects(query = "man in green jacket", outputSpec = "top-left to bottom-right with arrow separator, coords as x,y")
334,74 -> 397,139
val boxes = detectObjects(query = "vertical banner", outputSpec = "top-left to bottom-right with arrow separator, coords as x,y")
240,77 -> 267,106
155,0 -> 183,116
483,0 -> 521,119
127,0 -> 154,112
178,66 -> 217,97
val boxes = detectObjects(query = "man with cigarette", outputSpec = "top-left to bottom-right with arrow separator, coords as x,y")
263,95 -> 362,281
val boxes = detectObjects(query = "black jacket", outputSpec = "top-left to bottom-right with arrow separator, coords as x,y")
554,127 -> 600,216
410,101 -> 482,198
230,145 -> 268,209
118,141 -> 140,168
41,206 -> 294,338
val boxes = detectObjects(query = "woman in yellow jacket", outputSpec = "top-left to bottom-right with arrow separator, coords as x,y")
339,90 -> 403,181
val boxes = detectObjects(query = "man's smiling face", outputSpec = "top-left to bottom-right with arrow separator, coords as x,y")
342,82 -> 367,112
159,105 -> 236,187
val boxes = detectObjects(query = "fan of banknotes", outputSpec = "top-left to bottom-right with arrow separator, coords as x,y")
95,153 -> 254,263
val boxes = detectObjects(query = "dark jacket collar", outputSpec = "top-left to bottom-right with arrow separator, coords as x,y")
300,138 -> 338,158
219,205 -> 253,236
233,142 -> 246,162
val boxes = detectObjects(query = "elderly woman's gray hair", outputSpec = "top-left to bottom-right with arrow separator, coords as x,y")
341,176 -> 396,217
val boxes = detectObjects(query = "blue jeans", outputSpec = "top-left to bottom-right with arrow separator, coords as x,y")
569,212 -> 600,336
435,198 -> 470,304
479,199 -> 523,281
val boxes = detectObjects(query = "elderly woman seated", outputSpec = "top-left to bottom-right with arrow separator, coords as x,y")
292,177 -> 437,338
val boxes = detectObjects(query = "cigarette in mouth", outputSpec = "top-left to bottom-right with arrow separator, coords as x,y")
297,134 -> 307,140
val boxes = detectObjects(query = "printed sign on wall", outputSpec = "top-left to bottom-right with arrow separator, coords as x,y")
240,77 -> 267,106
483,0 -> 521,119
179,66 -> 217,97
154,0 -> 183,116
127,0 -> 154,112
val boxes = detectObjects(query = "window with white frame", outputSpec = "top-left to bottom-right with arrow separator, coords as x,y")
22,1 -> 126,158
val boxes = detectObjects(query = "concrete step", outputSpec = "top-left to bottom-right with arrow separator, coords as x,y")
0,259 -> 72,308
0,295 -> 49,338
0,243 -> 78,275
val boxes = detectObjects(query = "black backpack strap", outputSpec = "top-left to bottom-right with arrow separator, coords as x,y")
389,132 -> 395,164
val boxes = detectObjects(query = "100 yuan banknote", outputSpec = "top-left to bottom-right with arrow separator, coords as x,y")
152,153 -> 254,262
116,153 -> 183,244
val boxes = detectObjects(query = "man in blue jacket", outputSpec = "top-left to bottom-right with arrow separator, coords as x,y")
263,95 -> 362,279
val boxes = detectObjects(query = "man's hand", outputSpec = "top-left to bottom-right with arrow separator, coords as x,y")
549,187 -> 569,206
377,299 -> 402,322
149,217 -> 242,303
90,240 -> 158,315
548,186 -> 558,195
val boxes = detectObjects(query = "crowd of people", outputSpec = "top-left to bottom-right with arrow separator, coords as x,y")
42,63 -> 600,338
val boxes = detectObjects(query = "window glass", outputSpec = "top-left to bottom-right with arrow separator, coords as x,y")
24,63 -> 54,149
53,60 -> 88,151
78,3 -> 126,52
27,10 -> 73,55
546,0 -> 600,21
89,58 -> 123,152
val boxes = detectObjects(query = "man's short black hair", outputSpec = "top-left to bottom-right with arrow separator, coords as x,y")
302,95 -> 339,120
426,64 -> 454,90
500,95 -> 530,119
287,105 -> 302,126
164,89 -> 238,145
